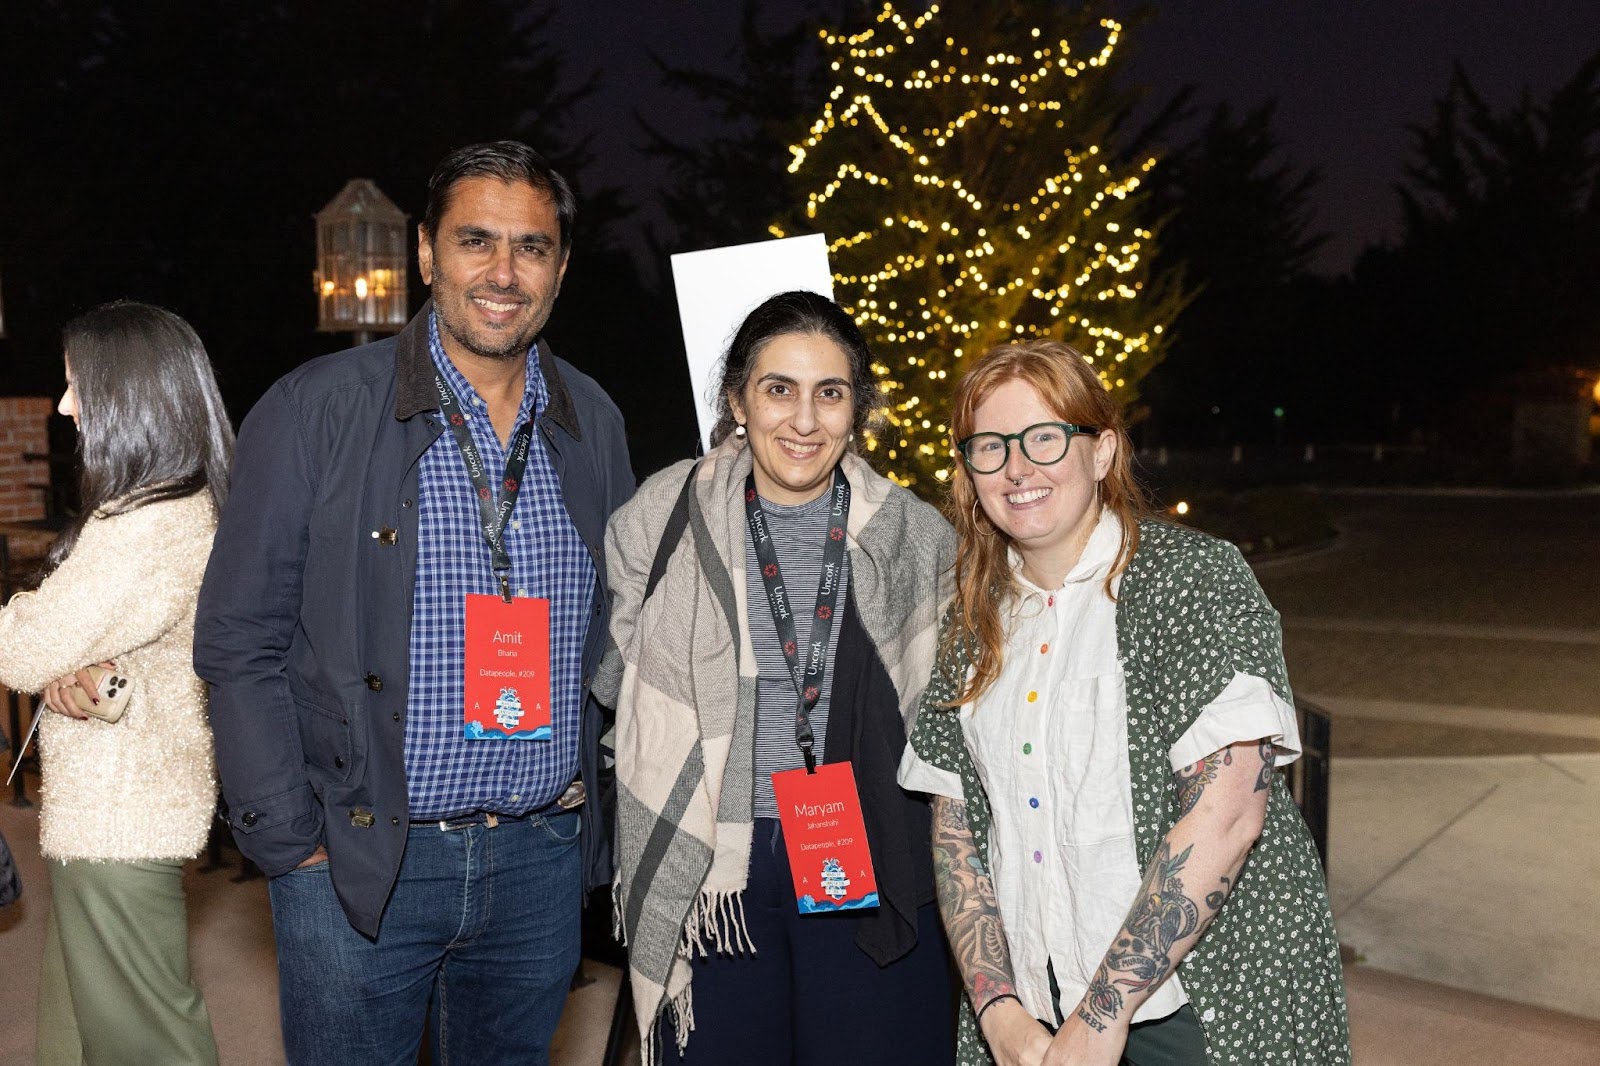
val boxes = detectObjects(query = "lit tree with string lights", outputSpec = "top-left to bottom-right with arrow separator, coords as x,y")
773,2 -> 1185,493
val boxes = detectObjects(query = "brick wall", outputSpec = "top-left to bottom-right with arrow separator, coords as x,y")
0,396 -> 56,558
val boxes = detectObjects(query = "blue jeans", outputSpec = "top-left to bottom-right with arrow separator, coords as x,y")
268,810 -> 581,1065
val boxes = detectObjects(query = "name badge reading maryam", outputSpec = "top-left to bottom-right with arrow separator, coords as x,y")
463,594 -> 551,740
771,762 -> 879,914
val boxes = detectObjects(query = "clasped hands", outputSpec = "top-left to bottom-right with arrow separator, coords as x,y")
981,997 -> 1128,1066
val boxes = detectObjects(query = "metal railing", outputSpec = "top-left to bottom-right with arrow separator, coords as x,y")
1291,698 -> 1332,871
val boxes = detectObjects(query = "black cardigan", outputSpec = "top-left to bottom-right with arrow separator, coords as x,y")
825,586 -> 937,967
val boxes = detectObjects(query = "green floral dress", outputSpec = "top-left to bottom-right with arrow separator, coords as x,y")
909,520 -> 1351,1064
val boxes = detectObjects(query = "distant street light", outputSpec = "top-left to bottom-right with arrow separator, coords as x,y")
314,179 -> 408,345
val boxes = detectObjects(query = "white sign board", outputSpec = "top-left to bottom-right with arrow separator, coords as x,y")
671,234 -> 834,451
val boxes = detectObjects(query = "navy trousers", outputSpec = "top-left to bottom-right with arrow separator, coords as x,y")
664,818 -> 954,1066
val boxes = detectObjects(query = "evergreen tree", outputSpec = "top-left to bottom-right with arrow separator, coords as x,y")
1140,99 -> 1328,446
1353,50 -> 1600,441
776,1 -> 1186,492
1395,52 -> 1600,375
639,1 -> 827,257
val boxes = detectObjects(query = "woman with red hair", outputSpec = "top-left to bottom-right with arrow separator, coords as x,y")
900,340 -> 1349,1065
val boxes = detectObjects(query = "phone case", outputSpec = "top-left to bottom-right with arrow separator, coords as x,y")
69,666 -> 135,723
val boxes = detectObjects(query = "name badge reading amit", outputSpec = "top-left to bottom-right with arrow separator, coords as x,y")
771,762 -> 879,914
463,593 -> 551,740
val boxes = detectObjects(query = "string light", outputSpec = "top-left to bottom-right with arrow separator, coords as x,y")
784,2 -> 1181,492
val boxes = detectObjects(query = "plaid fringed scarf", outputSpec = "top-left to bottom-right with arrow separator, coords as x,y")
596,438 -> 951,1063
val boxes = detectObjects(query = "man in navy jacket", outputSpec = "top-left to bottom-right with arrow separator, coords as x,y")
196,141 -> 634,1064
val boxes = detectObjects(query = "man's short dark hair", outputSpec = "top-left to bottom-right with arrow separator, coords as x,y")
422,141 -> 577,251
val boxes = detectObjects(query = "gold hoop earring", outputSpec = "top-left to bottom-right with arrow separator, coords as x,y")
971,497 -> 994,537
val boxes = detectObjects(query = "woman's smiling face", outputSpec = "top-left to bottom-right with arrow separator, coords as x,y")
968,377 -> 1115,577
730,331 -> 855,506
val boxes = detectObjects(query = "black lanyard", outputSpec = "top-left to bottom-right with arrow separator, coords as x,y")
744,467 -> 851,774
435,370 -> 533,603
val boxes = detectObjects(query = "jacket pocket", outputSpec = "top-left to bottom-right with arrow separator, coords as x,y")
295,698 -> 354,787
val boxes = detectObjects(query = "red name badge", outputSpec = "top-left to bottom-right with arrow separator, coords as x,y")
772,762 -> 879,914
463,594 -> 551,740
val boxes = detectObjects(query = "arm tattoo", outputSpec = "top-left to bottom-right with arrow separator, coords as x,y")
1077,742 -> 1268,1030
1078,972 -> 1120,1032
1254,737 -> 1275,792
932,797 -> 1017,1013
1173,747 -> 1232,818
1079,841 -> 1220,1029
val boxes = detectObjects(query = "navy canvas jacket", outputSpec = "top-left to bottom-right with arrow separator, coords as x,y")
195,302 -> 634,937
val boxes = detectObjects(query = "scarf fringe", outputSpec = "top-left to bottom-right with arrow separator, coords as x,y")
641,985 -> 696,1066
611,878 -> 626,944
637,891 -> 748,1064
679,888 -> 754,960
671,986 -> 695,1053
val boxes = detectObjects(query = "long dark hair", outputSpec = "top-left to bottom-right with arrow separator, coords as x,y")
49,302 -> 234,569
710,290 -> 883,446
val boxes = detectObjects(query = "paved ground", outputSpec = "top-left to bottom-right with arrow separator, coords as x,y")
6,794 -> 1599,1066
1259,491 -> 1600,757
1258,490 -> 1600,632
1329,753 -> 1600,1019
1258,489 -> 1600,1026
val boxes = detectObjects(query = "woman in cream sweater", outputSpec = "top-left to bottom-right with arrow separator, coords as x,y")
0,301 -> 233,1065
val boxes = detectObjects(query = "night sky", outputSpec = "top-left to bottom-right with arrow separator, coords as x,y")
553,0 -> 1600,274
2,0 -> 1595,426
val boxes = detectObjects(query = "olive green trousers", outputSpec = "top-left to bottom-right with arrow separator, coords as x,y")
1123,1003 -> 1209,1065
37,858 -> 218,1066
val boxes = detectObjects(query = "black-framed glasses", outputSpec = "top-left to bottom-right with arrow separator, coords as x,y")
956,422 -> 1101,474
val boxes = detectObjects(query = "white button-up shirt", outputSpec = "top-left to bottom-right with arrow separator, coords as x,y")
904,512 -> 1301,1027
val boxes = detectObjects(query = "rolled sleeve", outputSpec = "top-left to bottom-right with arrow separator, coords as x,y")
896,742 -> 965,802
1169,670 -> 1302,773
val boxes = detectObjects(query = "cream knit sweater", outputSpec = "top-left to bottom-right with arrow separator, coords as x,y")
0,493 -> 218,861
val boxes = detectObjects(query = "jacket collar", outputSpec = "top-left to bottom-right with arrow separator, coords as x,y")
392,299 -> 583,441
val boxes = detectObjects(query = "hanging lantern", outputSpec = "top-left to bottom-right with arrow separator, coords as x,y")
313,179 -> 408,340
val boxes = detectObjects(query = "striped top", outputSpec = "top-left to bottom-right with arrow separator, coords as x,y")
744,489 -> 851,819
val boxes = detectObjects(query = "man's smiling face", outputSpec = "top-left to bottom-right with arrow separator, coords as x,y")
417,175 -> 568,363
